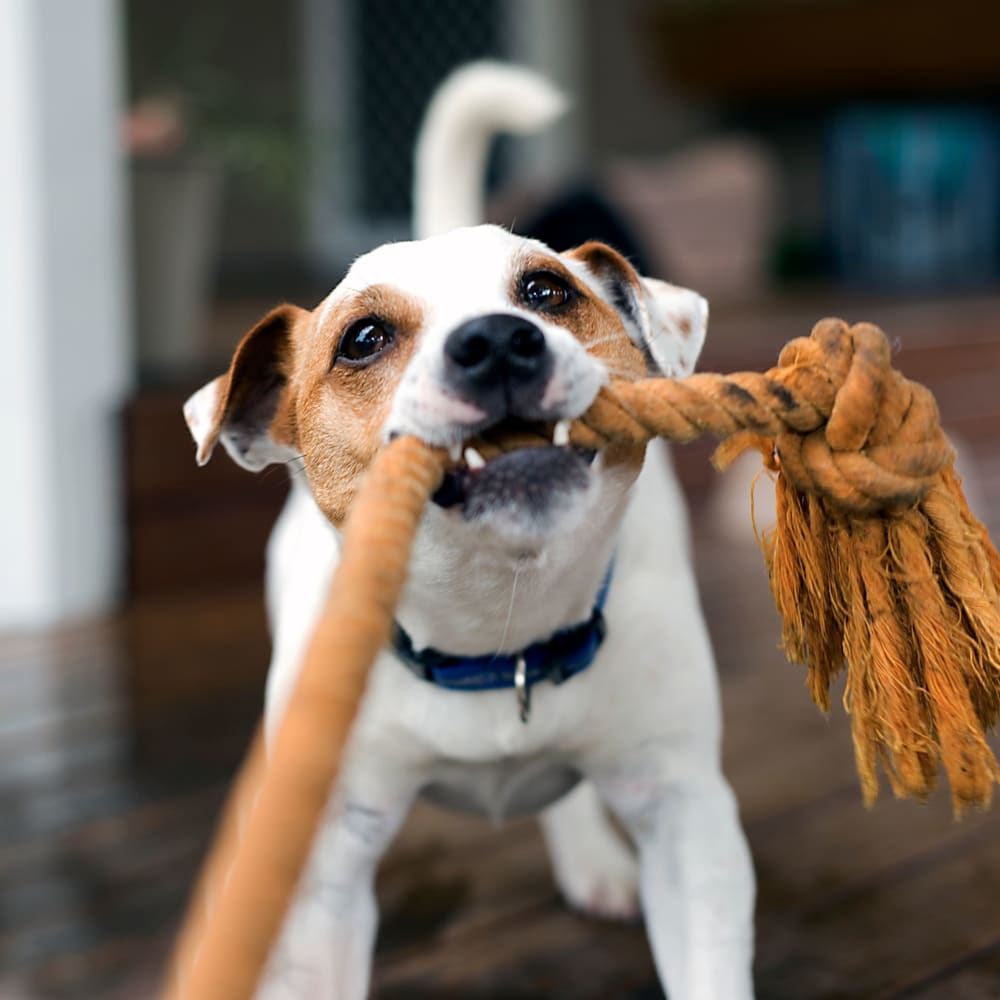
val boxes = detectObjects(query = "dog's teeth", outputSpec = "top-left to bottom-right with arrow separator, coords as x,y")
448,442 -> 463,463
464,447 -> 486,471
553,420 -> 571,447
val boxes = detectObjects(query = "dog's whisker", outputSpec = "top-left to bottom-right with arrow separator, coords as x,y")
582,340 -> 650,380
591,358 -> 642,381
582,333 -> 627,351
494,558 -> 524,655
260,455 -> 306,484
597,362 -> 636,379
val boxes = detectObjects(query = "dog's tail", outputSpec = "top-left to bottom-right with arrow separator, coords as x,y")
413,61 -> 567,239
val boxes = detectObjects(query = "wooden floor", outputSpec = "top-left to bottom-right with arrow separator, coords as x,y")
4,295 -> 1000,999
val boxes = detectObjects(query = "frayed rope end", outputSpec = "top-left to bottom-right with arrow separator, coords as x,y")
757,454 -> 1000,816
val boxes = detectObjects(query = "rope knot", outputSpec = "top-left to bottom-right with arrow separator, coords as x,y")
773,319 -> 953,515
578,318 -> 952,518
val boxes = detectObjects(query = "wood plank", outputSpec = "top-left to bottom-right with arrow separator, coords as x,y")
894,941 -> 1000,999
755,823 -> 1000,998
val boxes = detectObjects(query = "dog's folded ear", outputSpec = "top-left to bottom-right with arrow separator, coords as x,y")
566,241 -> 707,378
183,304 -> 307,471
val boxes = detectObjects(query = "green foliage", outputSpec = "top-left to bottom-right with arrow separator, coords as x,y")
126,0 -> 307,201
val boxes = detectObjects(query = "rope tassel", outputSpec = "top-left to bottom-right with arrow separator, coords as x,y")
164,317 -> 1000,1000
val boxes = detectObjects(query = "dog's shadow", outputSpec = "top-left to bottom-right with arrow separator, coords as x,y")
377,861 -> 472,954
374,845 -> 662,1000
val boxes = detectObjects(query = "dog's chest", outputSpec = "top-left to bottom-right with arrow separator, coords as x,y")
420,754 -> 580,821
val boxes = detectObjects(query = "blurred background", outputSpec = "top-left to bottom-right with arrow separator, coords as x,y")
4,0 -> 1000,997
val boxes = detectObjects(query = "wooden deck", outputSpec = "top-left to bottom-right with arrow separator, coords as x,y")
3,295 -> 1000,999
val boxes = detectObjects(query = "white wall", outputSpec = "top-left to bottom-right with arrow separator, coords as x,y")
0,0 -> 131,629
504,0 -> 584,183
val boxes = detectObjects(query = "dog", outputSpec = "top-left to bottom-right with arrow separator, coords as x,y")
184,63 -> 755,1000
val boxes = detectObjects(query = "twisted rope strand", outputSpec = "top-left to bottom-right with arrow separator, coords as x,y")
573,319 -> 952,514
164,437 -> 447,1000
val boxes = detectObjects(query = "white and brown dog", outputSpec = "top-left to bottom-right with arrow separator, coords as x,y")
185,64 -> 755,1000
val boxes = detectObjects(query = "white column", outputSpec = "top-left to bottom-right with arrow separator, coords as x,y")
0,0 -> 131,629
504,0 -> 585,183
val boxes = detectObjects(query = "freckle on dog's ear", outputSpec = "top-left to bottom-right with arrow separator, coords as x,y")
566,241 -> 707,378
182,304 -> 308,471
637,277 -> 708,378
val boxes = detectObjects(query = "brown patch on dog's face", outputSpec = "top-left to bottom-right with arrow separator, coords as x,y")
513,248 -> 648,383
290,284 -> 427,524
192,233 -> 671,526
510,246 -> 649,473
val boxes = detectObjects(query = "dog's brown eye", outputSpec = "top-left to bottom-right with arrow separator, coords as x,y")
335,318 -> 394,366
521,271 -> 573,311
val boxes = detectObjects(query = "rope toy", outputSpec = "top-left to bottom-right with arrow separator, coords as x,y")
164,318 -> 1000,999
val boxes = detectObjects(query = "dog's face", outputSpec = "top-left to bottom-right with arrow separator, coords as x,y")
186,226 -> 706,554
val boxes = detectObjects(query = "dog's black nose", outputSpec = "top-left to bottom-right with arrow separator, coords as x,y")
444,314 -> 550,398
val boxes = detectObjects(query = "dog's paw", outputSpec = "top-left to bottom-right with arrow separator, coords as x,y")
552,833 -> 641,923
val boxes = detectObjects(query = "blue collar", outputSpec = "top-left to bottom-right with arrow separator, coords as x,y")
391,565 -> 613,709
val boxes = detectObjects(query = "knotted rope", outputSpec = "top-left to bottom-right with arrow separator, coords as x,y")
164,318 -> 1000,999
572,318 -> 1000,811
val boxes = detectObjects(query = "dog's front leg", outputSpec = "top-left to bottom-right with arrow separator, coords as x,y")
255,775 -> 417,1000
602,768 -> 755,1000
540,781 -> 640,921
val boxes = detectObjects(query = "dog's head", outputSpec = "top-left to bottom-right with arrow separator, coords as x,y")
185,225 -> 706,553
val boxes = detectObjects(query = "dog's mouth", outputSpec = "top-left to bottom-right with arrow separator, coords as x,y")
431,418 -> 597,516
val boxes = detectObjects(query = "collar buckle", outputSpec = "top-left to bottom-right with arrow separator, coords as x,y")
514,655 -> 530,724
